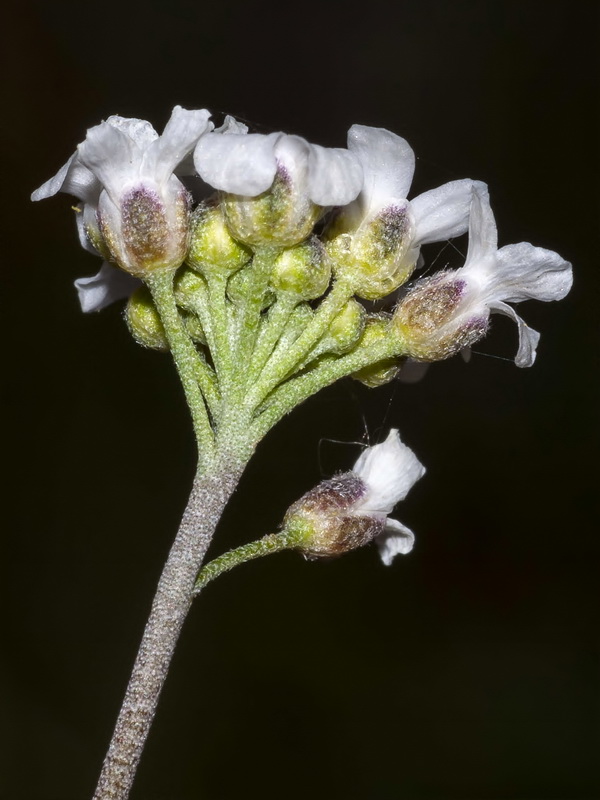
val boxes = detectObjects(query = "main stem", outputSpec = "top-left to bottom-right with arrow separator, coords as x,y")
92,457 -> 246,800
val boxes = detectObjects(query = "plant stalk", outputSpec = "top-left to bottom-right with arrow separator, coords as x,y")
92,457 -> 246,800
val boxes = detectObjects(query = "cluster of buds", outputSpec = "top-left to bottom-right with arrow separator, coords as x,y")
33,106 -> 572,387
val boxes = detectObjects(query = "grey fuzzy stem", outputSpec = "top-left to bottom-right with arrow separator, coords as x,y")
92,457 -> 245,800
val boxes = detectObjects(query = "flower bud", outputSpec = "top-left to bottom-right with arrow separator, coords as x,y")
320,298 -> 366,355
125,286 -> 168,351
270,237 -> 331,300
284,473 -> 386,559
173,267 -> 208,312
351,312 -> 400,386
393,272 -> 488,361
326,204 -> 417,300
187,201 -> 251,277
182,312 -> 206,345
227,264 -> 276,310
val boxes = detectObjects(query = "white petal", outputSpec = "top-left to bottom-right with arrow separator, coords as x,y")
78,123 -> 140,203
464,182 -> 497,266
353,429 -> 425,514
145,106 -> 212,183
493,243 -> 573,303
490,301 -> 541,367
194,131 -> 281,195
74,263 -> 140,312
410,179 -> 477,246
31,152 -> 101,204
307,143 -> 363,206
376,518 -> 415,565
105,115 -> 159,147
347,125 -> 415,216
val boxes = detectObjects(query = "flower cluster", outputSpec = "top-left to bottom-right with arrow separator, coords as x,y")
33,106 -> 572,373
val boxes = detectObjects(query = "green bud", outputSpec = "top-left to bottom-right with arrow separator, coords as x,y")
351,312 -> 400,386
326,205 -> 417,300
227,263 -> 276,310
182,311 -> 207,346
174,267 -> 207,312
221,168 -> 322,248
270,237 -> 331,300
125,286 -> 168,351
322,298 -> 366,354
188,201 -> 251,277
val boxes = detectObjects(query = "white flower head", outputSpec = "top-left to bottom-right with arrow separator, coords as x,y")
395,183 -> 573,367
326,125 -> 476,299
194,129 -> 363,247
32,106 -> 213,277
284,429 -> 425,564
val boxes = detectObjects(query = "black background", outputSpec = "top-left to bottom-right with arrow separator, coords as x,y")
2,1 -> 598,798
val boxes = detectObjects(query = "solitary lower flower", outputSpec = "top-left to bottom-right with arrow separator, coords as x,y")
283,430 -> 425,564
394,183 -> 573,366
193,127 -> 363,247
326,125 -> 477,299
32,106 -> 213,277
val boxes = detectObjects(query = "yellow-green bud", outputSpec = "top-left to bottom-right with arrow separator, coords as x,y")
221,168 -> 322,249
270,237 -> 331,300
174,267 -> 207,312
322,298 -> 366,354
351,312 -> 400,386
182,312 -> 206,346
326,205 -> 417,300
125,287 -> 168,351
187,201 -> 251,277
227,264 -> 276,310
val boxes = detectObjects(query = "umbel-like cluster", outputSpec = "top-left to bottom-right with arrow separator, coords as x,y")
33,106 -> 573,473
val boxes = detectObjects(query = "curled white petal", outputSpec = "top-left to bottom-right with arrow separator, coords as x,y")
104,116 -> 159,147
194,131 -> 281,195
464,182 -> 497,267
74,263 -> 140,313
144,106 -> 213,183
214,115 -> 249,135
353,429 -> 426,514
494,242 -> 573,303
411,179 -> 479,246
77,123 -> 140,203
347,125 -> 415,217
376,518 -> 416,565
31,153 -> 101,204
490,300 -> 541,367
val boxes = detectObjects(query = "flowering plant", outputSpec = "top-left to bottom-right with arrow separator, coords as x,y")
32,106 -> 572,799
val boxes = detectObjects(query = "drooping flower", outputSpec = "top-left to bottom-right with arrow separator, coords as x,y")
326,125 -> 477,299
193,128 -> 363,247
283,430 -> 425,564
32,106 -> 213,277
394,183 -> 573,367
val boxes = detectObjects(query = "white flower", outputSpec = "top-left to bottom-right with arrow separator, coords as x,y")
352,429 -> 426,564
395,184 -> 573,367
193,128 -> 363,246
32,106 -> 213,276
326,125 -> 477,299
284,429 -> 425,564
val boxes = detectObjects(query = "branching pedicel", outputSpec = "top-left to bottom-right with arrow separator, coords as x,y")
32,106 -> 573,799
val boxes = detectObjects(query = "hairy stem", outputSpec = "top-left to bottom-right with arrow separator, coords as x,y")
194,527 -> 305,594
147,271 -> 218,468
92,458 -> 246,800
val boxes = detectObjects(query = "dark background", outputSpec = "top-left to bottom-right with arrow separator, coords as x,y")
2,1 -> 598,798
